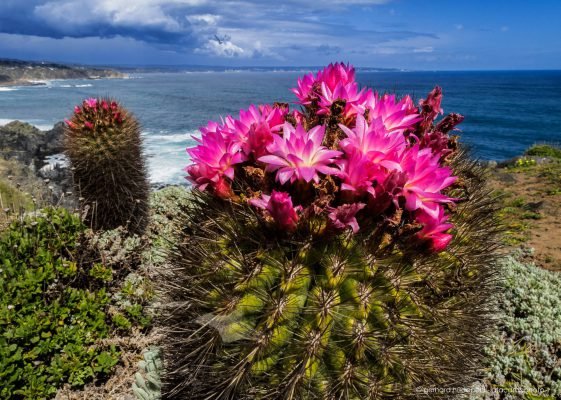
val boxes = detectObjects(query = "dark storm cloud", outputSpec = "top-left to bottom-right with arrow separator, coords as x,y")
0,0 -> 441,61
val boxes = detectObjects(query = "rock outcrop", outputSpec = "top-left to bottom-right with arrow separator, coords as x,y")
0,58 -> 125,87
0,120 -> 71,204
0,120 -> 64,165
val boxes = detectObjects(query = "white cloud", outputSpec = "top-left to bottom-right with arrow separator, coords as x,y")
195,38 -> 246,57
187,14 -> 221,26
34,0 -> 214,33
413,46 -> 434,53
34,0 -> 195,31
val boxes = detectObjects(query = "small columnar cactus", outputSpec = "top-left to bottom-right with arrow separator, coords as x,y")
159,63 -> 501,399
133,347 -> 163,400
64,98 -> 149,234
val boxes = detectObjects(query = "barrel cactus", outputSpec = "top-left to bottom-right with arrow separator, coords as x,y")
64,98 -> 149,234
160,63 -> 501,399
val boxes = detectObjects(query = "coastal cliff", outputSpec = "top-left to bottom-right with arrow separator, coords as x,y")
0,59 -> 125,86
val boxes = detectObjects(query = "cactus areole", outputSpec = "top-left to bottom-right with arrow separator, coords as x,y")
162,63 -> 501,399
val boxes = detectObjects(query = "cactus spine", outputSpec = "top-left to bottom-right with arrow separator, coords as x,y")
64,98 -> 149,234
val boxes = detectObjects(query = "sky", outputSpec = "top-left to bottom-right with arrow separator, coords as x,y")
0,0 -> 559,70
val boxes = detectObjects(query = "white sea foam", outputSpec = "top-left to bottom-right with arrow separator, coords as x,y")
43,154 -> 69,169
0,87 -> 18,91
143,131 -> 197,143
55,83 -> 94,88
0,118 -> 15,126
143,130 -> 198,184
30,123 -> 56,131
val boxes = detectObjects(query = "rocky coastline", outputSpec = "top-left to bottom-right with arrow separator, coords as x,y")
0,59 -> 126,87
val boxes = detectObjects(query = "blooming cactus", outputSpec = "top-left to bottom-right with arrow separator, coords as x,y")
186,62 -> 464,252
64,98 -> 149,234
169,64 -> 501,400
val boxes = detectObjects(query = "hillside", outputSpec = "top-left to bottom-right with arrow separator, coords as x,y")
0,59 -> 125,86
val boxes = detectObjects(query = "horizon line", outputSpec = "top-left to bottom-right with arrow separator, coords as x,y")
2,57 -> 560,73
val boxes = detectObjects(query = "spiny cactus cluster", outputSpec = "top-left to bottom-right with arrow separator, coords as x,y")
133,347 -> 163,400
64,98 -> 149,234
159,63 -> 502,399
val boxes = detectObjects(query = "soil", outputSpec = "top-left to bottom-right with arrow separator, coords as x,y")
488,165 -> 561,271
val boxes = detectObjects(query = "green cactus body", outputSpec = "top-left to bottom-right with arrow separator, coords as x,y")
64,98 -> 149,234
159,153 -> 501,399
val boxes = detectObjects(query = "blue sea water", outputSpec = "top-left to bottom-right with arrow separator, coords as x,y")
1,70 -> 560,185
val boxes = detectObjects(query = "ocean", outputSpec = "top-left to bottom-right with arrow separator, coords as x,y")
1,70 -> 560,185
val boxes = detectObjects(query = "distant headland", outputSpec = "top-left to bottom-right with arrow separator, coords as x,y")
0,58 -> 126,87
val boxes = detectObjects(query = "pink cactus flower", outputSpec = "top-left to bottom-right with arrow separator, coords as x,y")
258,123 -> 342,184
84,121 -> 94,129
317,80 -> 368,117
198,120 -> 226,141
250,191 -> 301,231
291,62 -> 356,105
328,203 -> 366,233
64,119 -> 75,128
319,62 -> 356,93
291,72 -> 317,105
400,145 -> 457,218
234,104 -> 286,158
339,115 -> 405,171
181,63 -> 462,242
84,98 -> 98,109
186,128 -> 246,192
364,92 -> 421,134
367,170 -> 407,215
290,110 -> 305,125
291,63 -> 368,118
74,106 -> 81,114
101,100 -> 109,111
336,152 -> 380,196
416,206 -> 454,252
212,175 -> 234,199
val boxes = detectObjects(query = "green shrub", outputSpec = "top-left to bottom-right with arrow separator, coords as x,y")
0,208 -> 150,399
525,144 -> 561,159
